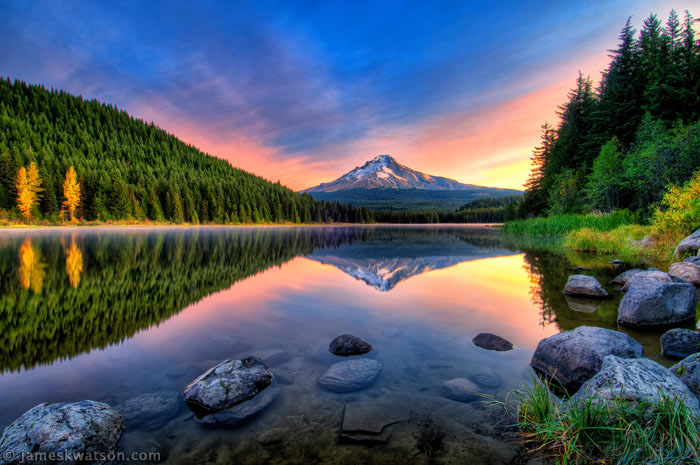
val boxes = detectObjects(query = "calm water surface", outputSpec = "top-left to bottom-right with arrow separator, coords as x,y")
0,226 -> 672,464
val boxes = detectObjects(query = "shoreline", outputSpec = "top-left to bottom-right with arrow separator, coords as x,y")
0,222 -> 503,232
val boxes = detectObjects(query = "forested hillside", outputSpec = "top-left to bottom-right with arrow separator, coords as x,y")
521,10 -> 700,218
0,78 -> 371,224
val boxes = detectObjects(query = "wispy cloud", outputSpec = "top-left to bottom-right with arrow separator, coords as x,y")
0,0 -> 696,189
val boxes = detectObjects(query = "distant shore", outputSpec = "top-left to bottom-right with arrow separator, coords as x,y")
0,222 -> 503,231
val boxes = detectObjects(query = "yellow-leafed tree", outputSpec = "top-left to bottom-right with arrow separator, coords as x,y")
15,162 -> 43,221
62,166 -> 81,222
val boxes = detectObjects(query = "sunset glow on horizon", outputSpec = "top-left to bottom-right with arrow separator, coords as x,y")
1,0 -> 695,190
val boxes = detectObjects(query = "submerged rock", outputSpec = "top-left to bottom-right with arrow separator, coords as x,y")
530,326 -> 644,394
570,355 -> 700,415
669,262 -> 700,286
254,349 -> 292,367
318,359 -> 382,392
199,381 -> 280,426
184,357 -> 274,418
328,335 -> 373,356
472,333 -> 513,351
0,401 -> 123,465
440,378 -> 481,403
609,259 -> 625,266
609,268 -> 643,285
620,270 -> 674,291
562,275 -> 608,298
341,398 -> 409,443
675,229 -> 700,257
469,370 -> 502,389
618,281 -> 697,328
670,353 -> 700,396
116,390 -> 181,431
661,329 -> 700,360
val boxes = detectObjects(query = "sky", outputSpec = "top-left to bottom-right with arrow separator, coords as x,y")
0,0 -> 697,190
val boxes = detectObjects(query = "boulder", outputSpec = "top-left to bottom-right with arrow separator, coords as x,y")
675,229 -> 700,257
184,357 -> 274,418
618,281 -> 697,328
570,355 -> 700,415
609,259 -> 625,266
115,390 -> 181,431
684,255 -> 700,266
661,329 -> 700,360
530,326 -> 644,393
440,378 -> 482,403
669,262 -> 700,286
562,275 -> 608,298
318,359 -> 382,392
0,401 -> 123,465
328,335 -> 373,356
472,333 -> 513,351
620,270 -> 674,291
469,370 -> 502,389
199,381 -> 280,426
609,268 -> 643,285
670,353 -> 700,396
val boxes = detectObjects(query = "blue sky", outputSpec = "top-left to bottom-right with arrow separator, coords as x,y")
0,0 -> 696,188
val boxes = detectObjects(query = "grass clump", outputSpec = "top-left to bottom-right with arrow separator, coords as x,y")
514,378 -> 700,464
503,211 -> 637,237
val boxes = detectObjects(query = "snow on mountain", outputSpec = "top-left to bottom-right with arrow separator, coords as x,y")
304,155 -> 474,192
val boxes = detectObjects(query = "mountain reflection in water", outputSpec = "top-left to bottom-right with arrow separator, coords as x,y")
307,229 -> 516,291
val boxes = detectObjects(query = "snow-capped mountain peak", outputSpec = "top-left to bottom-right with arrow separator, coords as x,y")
304,155 -> 472,192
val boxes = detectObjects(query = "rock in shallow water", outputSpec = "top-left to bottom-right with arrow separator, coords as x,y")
318,359 -> 382,392
199,381 -> 281,426
609,268 -> 643,285
661,328 -> 700,360
617,281 -> 697,328
0,400 -> 123,465
669,262 -> 700,286
570,355 -> 700,415
562,275 -> 608,298
441,378 -> 482,403
670,353 -> 700,396
530,326 -> 644,394
469,371 -> 502,389
620,271 -> 676,291
184,357 -> 273,418
116,390 -> 181,431
472,333 -> 513,351
340,399 -> 409,444
328,335 -> 373,356
254,349 -> 292,367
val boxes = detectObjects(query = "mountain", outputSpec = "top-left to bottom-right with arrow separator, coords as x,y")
0,78 -> 369,224
304,155 -> 522,211
306,154 -> 472,192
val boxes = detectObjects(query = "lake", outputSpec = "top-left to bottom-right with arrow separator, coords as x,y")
0,225 -> 675,464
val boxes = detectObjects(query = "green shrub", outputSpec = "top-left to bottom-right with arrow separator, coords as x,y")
653,170 -> 700,236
